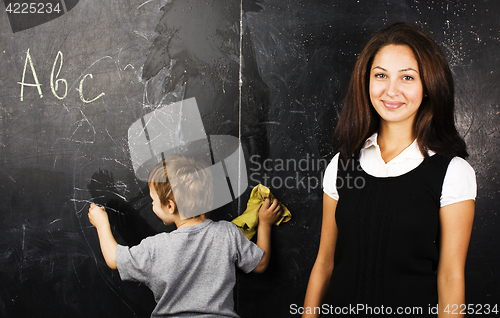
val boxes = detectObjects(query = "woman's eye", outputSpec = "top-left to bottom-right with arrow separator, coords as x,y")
402,75 -> 414,81
375,73 -> 386,79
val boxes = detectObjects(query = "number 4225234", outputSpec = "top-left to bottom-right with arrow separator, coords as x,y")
6,2 -> 62,14
444,304 -> 498,315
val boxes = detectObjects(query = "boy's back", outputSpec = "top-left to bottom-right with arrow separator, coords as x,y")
116,219 -> 264,318
88,156 -> 282,316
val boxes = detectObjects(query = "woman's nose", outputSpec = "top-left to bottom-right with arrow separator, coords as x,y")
386,79 -> 400,97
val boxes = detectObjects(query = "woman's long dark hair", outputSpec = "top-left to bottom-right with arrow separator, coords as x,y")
333,22 -> 468,160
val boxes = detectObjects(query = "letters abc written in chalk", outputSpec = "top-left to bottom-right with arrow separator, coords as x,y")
17,49 -> 105,104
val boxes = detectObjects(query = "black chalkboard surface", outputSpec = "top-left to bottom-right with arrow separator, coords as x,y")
0,0 -> 498,317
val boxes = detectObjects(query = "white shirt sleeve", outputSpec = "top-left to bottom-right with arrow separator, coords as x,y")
323,152 -> 340,201
440,157 -> 477,207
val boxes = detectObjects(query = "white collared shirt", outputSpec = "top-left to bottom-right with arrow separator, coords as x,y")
323,133 -> 477,207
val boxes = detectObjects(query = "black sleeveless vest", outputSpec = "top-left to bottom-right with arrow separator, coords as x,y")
328,154 -> 451,316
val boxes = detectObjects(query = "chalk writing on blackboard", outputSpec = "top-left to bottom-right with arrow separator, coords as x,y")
79,74 -> 105,103
18,48 -> 42,101
18,49 -> 105,103
50,50 -> 67,100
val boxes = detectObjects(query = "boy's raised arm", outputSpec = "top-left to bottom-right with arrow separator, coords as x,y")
252,198 -> 282,273
88,203 -> 118,270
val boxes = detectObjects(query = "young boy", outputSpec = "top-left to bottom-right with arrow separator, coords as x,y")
88,154 -> 282,317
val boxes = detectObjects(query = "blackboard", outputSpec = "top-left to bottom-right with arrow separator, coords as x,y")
0,0 -> 498,317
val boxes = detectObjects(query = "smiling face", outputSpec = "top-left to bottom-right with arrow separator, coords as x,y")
369,44 -> 424,130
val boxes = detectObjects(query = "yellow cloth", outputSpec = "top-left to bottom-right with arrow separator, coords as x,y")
231,184 -> 292,240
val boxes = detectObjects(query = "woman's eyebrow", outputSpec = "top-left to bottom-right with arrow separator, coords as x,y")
372,66 -> 419,73
400,67 -> 419,73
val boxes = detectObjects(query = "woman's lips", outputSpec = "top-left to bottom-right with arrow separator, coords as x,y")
383,100 -> 404,109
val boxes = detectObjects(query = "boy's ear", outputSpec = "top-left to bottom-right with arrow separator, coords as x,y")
164,199 -> 177,214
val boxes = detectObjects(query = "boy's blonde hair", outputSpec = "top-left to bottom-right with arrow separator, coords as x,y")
148,154 -> 213,219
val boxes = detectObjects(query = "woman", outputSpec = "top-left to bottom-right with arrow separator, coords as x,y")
303,23 -> 476,317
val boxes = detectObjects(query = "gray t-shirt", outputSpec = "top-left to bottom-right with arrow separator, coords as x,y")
116,219 -> 263,318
